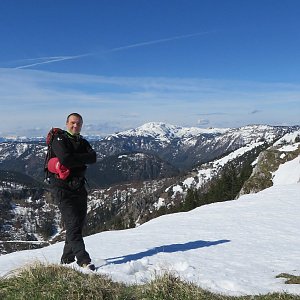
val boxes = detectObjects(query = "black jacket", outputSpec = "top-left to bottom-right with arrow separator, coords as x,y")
51,131 -> 96,178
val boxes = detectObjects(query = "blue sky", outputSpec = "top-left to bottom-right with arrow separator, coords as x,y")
0,0 -> 299,137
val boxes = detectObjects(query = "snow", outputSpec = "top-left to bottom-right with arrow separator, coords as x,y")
272,155 -> 300,185
170,184 -> 183,198
109,122 -> 284,147
278,144 -> 300,152
274,130 -> 300,146
153,197 -> 165,210
1,156 -> 300,296
177,141 -> 265,191
15,143 -> 29,156
111,122 -> 228,143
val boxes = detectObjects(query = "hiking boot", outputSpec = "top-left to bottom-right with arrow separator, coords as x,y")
61,257 -> 75,264
81,263 -> 96,271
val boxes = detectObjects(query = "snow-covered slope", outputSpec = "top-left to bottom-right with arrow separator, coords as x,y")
170,141 -> 264,195
1,153 -> 300,296
273,154 -> 300,185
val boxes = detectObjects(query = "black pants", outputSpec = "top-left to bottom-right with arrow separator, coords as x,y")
53,180 -> 91,266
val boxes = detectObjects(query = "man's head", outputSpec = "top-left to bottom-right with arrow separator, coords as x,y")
66,113 -> 83,135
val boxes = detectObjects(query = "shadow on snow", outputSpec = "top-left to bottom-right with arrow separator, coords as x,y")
106,239 -> 230,265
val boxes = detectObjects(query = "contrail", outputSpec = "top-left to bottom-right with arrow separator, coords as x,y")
13,31 -> 214,69
108,31 -> 214,52
14,53 -> 91,69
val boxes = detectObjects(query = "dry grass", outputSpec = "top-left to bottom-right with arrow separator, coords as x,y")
0,263 -> 299,300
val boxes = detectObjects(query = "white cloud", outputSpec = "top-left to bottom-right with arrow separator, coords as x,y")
0,68 -> 299,136
197,119 -> 210,126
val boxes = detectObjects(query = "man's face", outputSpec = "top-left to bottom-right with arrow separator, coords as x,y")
66,115 -> 83,135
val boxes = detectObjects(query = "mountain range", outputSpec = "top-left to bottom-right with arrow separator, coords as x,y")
0,122 -> 299,254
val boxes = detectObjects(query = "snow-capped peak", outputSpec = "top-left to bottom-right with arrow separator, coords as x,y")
110,122 -> 228,142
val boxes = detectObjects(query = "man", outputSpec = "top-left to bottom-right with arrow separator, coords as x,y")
49,113 -> 97,270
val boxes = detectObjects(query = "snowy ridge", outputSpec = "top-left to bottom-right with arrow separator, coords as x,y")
109,122 -> 229,142
109,122 -> 291,143
274,129 -> 300,145
226,125 -> 278,144
0,142 -> 45,162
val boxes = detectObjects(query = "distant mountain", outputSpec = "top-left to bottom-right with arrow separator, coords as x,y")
0,141 -> 46,180
0,136 -> 44,142
0,169 -> 42,188
88,151 -> 179,188
93,122 -> 299,170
